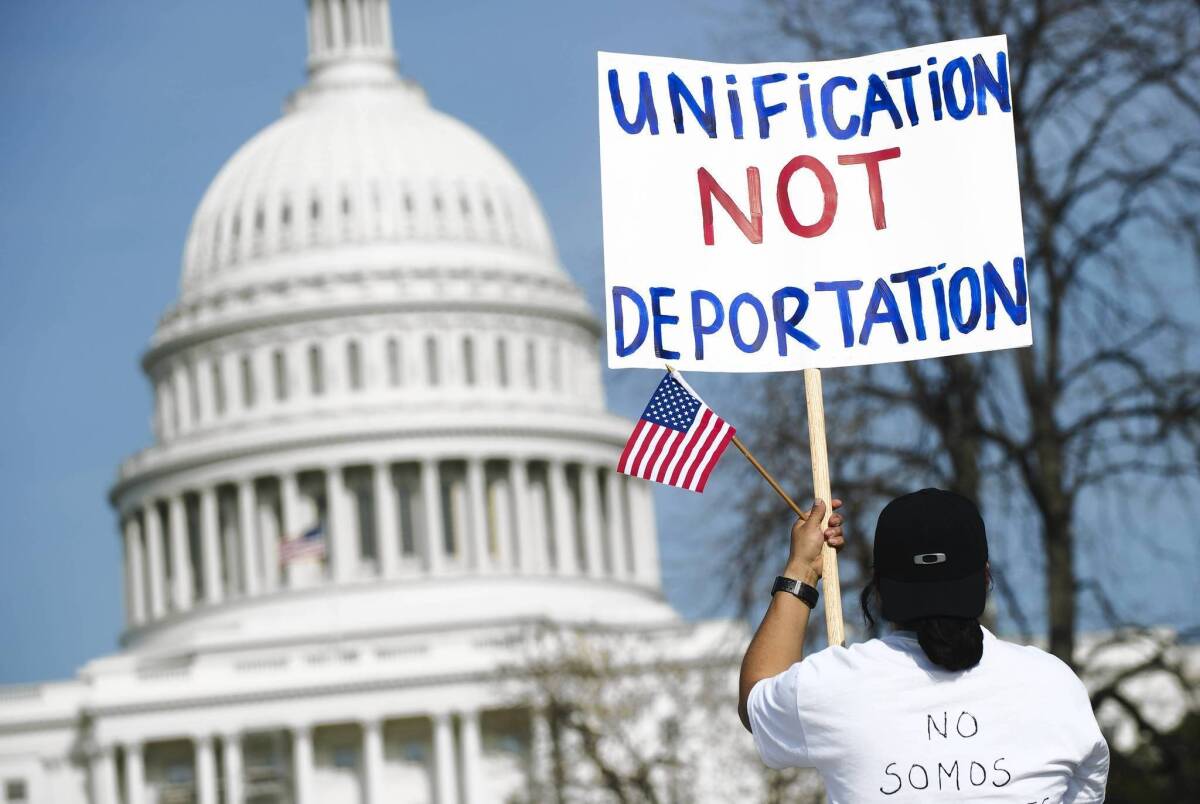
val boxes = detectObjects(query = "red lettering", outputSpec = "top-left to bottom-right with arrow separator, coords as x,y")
838,146 -> 902,229
776,155 -> 837,238
698,166 -> 762,245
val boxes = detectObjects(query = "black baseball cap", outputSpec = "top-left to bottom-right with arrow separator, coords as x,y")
874,488 -> 988,622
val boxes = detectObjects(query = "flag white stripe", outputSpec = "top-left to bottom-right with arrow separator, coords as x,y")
687,421 -> 731,491
660,416 -> 701,483
672,409 -> 718,487
618,419 -> 652,474
627,420 -> 658,475
633,427 -> 667,477
647,429 -> 682,480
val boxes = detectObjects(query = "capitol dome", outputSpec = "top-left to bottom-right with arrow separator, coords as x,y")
0,5 -> 741,803
180,68 -> 561,299
110,0 -> 673,656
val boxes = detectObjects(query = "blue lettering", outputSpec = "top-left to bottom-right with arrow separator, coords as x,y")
949,267 -> 982,333
889,265 -> 939,342
608,69 -> 659,135
814,280 -> 864,348
859,278 -> 909,345
931,275 -> 950,340
983,257 -> 1027,329
772,287 -> 820,355
861,73 -> 903,136
667,73 -> 717,137
649,286 -> 681,360
752,73 -> 788,138
886,65 -> 922,125
941,57 -> 974,120
821,76 -> 860,139
973,52 -> 1011,114
612,286 -> 648,356
690,290 -> 724,359
729,292 -> 768,353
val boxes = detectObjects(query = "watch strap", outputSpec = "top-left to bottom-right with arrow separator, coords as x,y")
772,575 -> 819,609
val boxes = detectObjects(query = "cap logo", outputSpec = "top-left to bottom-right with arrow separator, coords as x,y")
913,552 -> 947,565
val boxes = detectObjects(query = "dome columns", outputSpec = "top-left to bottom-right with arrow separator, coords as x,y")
118,456 -> 657,635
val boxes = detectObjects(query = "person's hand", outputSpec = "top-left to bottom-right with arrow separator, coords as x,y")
785,498 -> 844,583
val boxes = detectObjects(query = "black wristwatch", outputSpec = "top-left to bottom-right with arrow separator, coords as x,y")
772,575 -> 819,609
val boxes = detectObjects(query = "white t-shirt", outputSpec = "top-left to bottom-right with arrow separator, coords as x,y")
747,627 -> 1109,802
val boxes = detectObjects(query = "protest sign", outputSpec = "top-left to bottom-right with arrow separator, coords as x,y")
599,35 -> 1029,373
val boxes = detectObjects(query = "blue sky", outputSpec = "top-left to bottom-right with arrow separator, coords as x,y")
2,2 -> 1195,686
0,0 -> 767,684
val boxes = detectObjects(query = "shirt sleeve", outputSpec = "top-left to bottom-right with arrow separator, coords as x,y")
746,664 -> 811,769
1062,674 -> 1110,802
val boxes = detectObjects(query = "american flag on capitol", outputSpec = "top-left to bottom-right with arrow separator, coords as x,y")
617,370 -> 735,493
280,522 -> 327,564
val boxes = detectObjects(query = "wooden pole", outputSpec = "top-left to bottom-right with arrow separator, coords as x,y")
804,367 -> 844,646
667,363 -> 844,645
730,436 -> 807,520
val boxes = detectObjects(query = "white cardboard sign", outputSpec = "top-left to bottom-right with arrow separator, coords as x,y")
599,36 -> 1030,372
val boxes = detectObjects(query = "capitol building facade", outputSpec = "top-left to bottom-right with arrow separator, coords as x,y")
0,2 -> 743,802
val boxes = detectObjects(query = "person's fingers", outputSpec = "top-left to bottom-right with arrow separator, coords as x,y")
830,498 -> 843,510
827,513 -> 843,527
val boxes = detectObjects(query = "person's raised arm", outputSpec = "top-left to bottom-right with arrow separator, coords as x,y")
738,498 -> 844,732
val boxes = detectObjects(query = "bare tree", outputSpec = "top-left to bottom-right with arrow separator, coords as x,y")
723,0 -> 1200,785
504,622 -> 823,803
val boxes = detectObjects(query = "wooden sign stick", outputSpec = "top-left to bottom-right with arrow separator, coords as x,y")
804,367 -> 844,646
666,364 -> 844,645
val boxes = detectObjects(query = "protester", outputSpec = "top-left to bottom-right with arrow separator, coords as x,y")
738,488 -> 1109,801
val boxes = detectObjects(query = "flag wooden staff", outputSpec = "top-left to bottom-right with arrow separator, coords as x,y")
666,365 -> 844,646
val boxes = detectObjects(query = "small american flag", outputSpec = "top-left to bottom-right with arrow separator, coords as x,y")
617,370 -> 735,493
280,523 -> 327,564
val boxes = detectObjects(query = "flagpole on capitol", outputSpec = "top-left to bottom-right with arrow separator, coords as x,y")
661,365 -> 845,646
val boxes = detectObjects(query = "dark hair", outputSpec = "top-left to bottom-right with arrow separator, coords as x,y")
861,575 -> 984,671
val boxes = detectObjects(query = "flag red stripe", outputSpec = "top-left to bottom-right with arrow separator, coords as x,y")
694,424 -> 736,492
682,417 -> 726,489
617,418 -> 648,474
654,428 -> 688,482
667,409 -> 715,486
640,427 -> 676,479
630,424 -> 663,477
672,413 -> 719,488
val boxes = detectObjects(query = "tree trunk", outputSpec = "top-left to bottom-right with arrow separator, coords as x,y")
1044,506 -> 1077,666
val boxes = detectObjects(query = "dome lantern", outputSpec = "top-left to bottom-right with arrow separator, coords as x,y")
305,0 -> 398,89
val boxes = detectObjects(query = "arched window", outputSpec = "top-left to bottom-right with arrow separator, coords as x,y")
462,338 -> 476,386
272,350 -> 288,402
425,336 -> 440,387
347,340 -> 363,391
386,337 -> 401,387
241,355 -> 256,409
308,344 -> 325,396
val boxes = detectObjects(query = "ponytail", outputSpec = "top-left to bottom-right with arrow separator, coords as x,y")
913,617 -> 983,671
861,573 -> 984,671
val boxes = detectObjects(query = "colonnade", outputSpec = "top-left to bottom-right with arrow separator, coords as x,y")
90,707 -> 541,804
120,457 -> 658,627
153,325 -> 603,445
